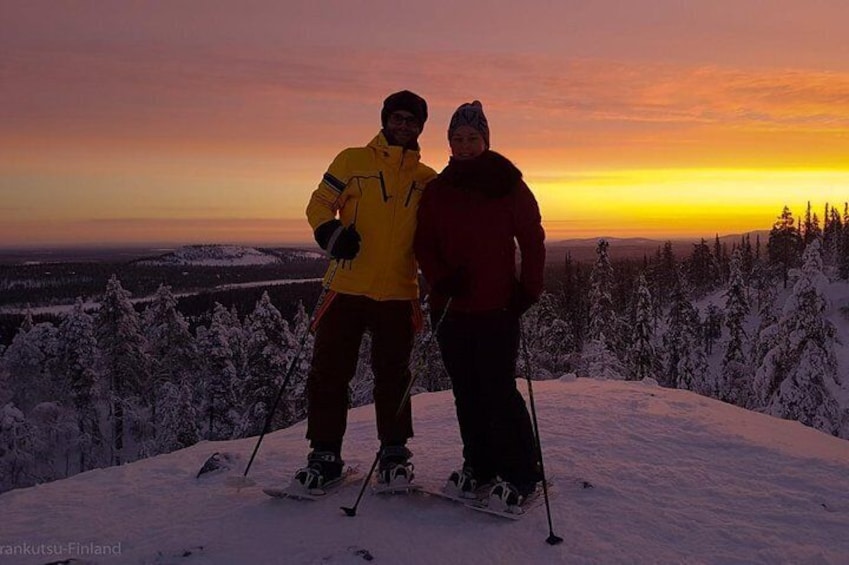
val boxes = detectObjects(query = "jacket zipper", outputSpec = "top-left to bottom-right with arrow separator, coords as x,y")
404,182 -> 415,207
378,171 -> 389,202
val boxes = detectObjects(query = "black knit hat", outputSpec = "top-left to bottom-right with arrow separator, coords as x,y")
448,100 -> 490,148
381,90 -> 428,127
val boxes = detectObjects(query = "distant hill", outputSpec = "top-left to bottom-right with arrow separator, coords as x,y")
547,231 -> 770,262
135,245 -> 323,267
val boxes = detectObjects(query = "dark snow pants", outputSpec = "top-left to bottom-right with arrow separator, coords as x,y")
306,293 -> 415,450
437,309 -> 540,487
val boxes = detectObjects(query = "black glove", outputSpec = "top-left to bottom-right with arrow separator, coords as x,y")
432,268 -> 470,298
508,282 -> 536,318
314,220 -> 361,260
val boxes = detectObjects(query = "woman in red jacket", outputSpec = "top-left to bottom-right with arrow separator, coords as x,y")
414,100 -> 546,507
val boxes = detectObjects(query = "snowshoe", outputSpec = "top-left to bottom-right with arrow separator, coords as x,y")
377,445 -> 414,486
291,450 -> 344,492
372,445 -> 420,494
443,465 -> 480,499
487,480 -> 525,512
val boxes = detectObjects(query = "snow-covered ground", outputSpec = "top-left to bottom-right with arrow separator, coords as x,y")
2,378 -> 847,565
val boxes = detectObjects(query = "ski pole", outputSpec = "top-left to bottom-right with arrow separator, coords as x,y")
234,260 -> 340,484
340,449 -> 381,517
395,296 -> 453,417
519,325 -> 564,546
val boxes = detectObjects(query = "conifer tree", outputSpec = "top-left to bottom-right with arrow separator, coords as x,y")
350,333 -> 376,407
760,241 -> 842,435
767,206 -> 803,288
29,401 -> 77,482
583,239 -> 625,379
237,292 -> 295,437
719,250 -> 751,406
408,298 -> 450,394
143,284 -> 198,390
520,292 -> 574,377
588,239 -> 621,354
627,275 -> 657,381
750,283 -> 780,408
820,204 -> 837,267
142,285 -> 198,452
284,301 -> 314,423
1,316 -> 58,412
0,404 -> 37,492
56,299 -> 103,472
96,275 -> 150,465
649,241 -> 677,310
561,252 -> 590,348
662,270 -> 710,393
687,239 -> 715,296
155,380 -> 199,453
197,303 -> 238,440
840,203 -> 849,279
801,201 -> 822,246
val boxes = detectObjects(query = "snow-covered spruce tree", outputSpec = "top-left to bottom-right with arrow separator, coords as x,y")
196,303 -> 238,440
661,270 -> 710,394
702,304 -> 723,356
155,380 -> 199,453
840,203 -> 849,280
762,240 -> 842,436
236,292 -> 297,437
719,250 -> 752,407
56,299 -> 103,472
142,284 -> 199,453
767,206 -> 803,288
560,252 -> 591,349
686,239 -> 716,296
143,284 -> 198,390
96,275 -> 150,465
750,285 -> 781,408
349,333 -> 375,407
588,239 -> 621,351
29,401 -> 78,482
1,315 -> 58,412
282,300 -> 314,424
520,292 -> 574,378
0,403 -> 37,492
649,241 -> 678,309
821,204 -> 842,270
627,275 -> 657,381
582,239 -> 625,378
580,335 -> 626,379
408,298 -> 450,395
801,201 -> 822,247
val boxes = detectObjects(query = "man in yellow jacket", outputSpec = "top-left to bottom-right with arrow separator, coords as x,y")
294,91 -> 437,491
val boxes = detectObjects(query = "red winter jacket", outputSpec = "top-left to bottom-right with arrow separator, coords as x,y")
414,150 -> 546,314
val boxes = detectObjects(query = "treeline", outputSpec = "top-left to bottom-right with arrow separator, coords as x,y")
0,260 -> 326,345
0,257 -> 326,310
0,275 -> 451,493
523,203 -> 849,438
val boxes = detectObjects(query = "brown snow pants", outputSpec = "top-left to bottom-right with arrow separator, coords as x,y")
306,293 -> 416,451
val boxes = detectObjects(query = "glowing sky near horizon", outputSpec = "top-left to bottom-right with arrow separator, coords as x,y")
1,1 -> 848,247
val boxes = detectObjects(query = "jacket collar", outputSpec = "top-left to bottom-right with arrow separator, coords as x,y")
370,132 -> 421,166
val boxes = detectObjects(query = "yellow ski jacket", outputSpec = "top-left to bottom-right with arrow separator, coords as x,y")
306,133 -> 437,300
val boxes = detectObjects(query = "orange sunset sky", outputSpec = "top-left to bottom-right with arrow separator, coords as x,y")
1,1 -> 848,248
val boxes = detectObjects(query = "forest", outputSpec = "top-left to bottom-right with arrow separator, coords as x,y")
1,203 -> 848,493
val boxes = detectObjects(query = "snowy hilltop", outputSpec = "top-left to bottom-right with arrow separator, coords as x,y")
135,245 -> 323,267
2,379 -> 848,565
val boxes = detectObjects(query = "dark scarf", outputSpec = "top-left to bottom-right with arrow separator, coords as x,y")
438,150 -> 522,198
